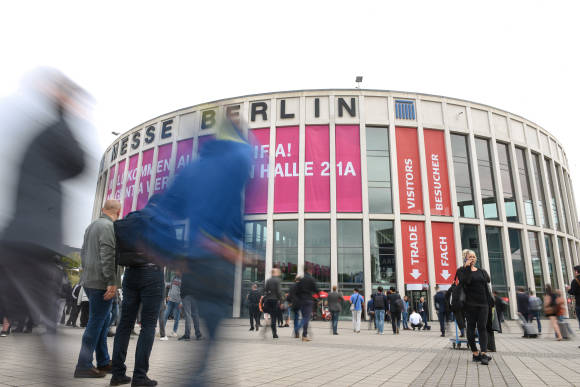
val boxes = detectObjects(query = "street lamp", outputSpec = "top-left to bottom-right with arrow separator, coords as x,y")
355,76 -> 363,89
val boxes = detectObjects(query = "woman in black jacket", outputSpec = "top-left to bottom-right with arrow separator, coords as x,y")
457,249 -> 494,365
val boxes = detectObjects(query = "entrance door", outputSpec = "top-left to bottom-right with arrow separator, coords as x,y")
407,289 -> 430,319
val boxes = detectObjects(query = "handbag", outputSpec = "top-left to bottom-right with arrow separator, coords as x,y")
449,271 -> 466,311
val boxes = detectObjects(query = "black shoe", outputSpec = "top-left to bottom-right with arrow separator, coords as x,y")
481,356 -> 489,365
273,334 -> 279,339
472,354 -> 481,362
481,353 -> 492,361
74,367 -> 107,378
284,323 -> 289,327
294,332 -> 299,338
333,332 -> 338,335
110,375 -> 132,386
249,327 -> 254,331
178,335 -> 191,341
131,377 -> 157,386
440,333 -> 445,337
196,335 -> 203,340
97,361 -> 113,373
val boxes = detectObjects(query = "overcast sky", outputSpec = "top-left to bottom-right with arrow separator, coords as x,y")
1,0 -> 579,248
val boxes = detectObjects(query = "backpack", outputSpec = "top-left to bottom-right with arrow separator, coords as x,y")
114,209 -> 180,267
373,293 -> 386,309
391,296 -> 403,313
529,297 -> 542,312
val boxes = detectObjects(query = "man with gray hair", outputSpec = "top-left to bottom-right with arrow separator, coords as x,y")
74,200 -> 121,379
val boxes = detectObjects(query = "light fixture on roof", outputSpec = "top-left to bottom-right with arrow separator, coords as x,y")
355,76 -> 363,89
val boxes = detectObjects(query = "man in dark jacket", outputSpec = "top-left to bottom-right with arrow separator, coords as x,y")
372,287 -> 388,334
434,285 -> 447,337
567,265 -> 580,330
295,266 -> 319,341
418,297 -> 430,330
263,268 -> 282,338
387,288 -> 403,334
247,283 -> 261,331
516,287 -> 529,321
327,286 -> 342,335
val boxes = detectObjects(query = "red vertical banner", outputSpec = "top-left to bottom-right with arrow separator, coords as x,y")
396,127 -> 423,214
175,138 -> 193,175
106,165 -> 116,199
136,149 -> 154,210
274,126 -> 299,213
424,129 -> 452,216
305,125 -> 330,212
245,128 -> 270,214
113,159 -> 126,201
197,135 -> 215,155
401,221 -> 428,284
153,143 -> 173,194
335,125 -> 362,212
122,154 -> 139,217
431,222 -> 456,284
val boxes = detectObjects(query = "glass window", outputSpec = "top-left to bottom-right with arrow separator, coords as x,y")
337,220 -> 364,293
544,159 -> 561,231
241,221 -> 267,316
451,134 -> 476,218
366,127 -> 392,213
273,220 -> 298,282
508,229 -> 528,289
528,231 -> 545,298
304,220 -> 331,290
486,227 -> 508,298
497,143 -> 518,222
565,174 -> 578,237
544,235 -> 558,289
531,154 -> 550,227
555,166 -> 568,233
515,148 -> 535,225
475,138 -> 498,220
557,237 -> 569,284
370,221 -> 396,289
460,224 -> 481,268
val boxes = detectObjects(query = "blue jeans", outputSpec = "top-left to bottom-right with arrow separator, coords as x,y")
112,266 -> 164,380
300,300 -> 313,337
331,311 -> 339,334
76,288 -> 112,370
293,308 -> 301,335
529,311 -> 542,333
375,309 -> 385,333
163,300 -> 181,334
437,311 -> 446,334
402,311 -> 409,329
183,295 -> 202,338
421,311 -> 429,328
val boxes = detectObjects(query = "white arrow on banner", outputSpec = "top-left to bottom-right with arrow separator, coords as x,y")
410,269 -> 422,279
441,270 -> 451,280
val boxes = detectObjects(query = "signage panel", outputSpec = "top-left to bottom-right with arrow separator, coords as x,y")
424,129 -> 452,216
396,127 -> 423,214
335,125 -> 362,212
305,125 -> 330,212
245,128 -> 270,214
175,138 -> 193,175
274,126 -> 299,213
431,222 -> 456,284
401,220 -> 428,284
106,165 -> 116,200
136,148 -> 154,210
153,143 -> 173,195
123,154 -> 139,217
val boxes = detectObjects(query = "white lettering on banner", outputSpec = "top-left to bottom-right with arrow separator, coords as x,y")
404,158 -> 416,209
141,163 -> 152,177
439,236 -> 449,267
275,143 -> 291,158
128,168 -> 138,181
177,154 -> 190,170
431,154 -> 443,210
154,176 -> 169,191
305,161 -> 314,176
321,161 -> 330,176
138,180 -> 151,195
157,159 -> 170,174
408,224 -> 419,265
254,144 -> 270,159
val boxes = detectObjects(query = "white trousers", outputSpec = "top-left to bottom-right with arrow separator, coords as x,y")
352,310 -> 362,332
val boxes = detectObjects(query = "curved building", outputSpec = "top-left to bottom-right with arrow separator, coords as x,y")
95,90 -> 580,319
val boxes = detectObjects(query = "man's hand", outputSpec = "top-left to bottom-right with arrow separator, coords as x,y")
104,285 -> 117,300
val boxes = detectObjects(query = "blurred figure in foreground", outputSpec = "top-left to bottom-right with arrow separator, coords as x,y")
149,115 -> 252,386
0,68 -> 89,380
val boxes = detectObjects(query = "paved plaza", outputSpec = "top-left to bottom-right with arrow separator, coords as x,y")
1,319 -> 579,387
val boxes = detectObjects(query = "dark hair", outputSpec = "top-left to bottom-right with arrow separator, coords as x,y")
545,284 -> 553,295
493,290 -> 497,295
353,288 -> 359,292
517,287 -> 524,292
574,265 -> 580,274
389,286 -> 396,292
377,286 -> 383,292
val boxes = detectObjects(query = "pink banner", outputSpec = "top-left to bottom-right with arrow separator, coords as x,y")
197,135 -> 215,155
245,128 -> 270,214
136,149 -> 154,210
335,125 -> 362,212
106,165 -> 116,199
424,129 -> 452,216
122,154 -> 139,217
153,143 -> 173,194
274,126 -> 299,213
113,159 -> 126,201
305,125 -> 330,212
431,222 -> 456,285
175,138 -> 193,175
396,127 -> 423,214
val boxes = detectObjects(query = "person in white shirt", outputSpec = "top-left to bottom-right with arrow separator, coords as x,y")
409,309 -> 423,331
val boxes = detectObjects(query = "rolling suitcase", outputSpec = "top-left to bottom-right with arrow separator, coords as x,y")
518,313 -> 538,338
558,321 -> 573,339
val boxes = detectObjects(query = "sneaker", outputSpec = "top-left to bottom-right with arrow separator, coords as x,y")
249,327 -> 254,331
0,331 -> 7,337
74,367 -> 107,378
481,357 -> 489,365
169,331 -> 178,338
159,336 -> 168,341
273,334 -> 279,339
294,332 -> 300,339
284,323 -> 289,327
195,335 -> 203,340
440,334 -> 445,337
97,362 -> 113,373
472,354 -> 481,362
178,335 -> 191,341
110,375 -> 132,386
131,377 -> 157,386
333,332 -> 338,335
302,336 -> 311,342
481,354 -> 492,361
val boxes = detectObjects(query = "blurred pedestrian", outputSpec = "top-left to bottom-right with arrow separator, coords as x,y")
160,271 -> 182,339
402,295 -> 410,330
328,286 -> 342,335
263,268 -> 282,339
295,265 -> 319,341
516,287 -> 529,322
372,287 -> 387,335
434,285 -> 447,337
457,249 -> 494,365
74,200 -> 121,378
543,284 -> 564,341
349,288 -> 364,333
418,296 -> 430,330
388,287 -> 403,334
493,291 -> 506,323
566,265 -> 580,330
367,295 -> 375,330
247,283 -> 262,331
528,291 -> 542,334
289,275 -> 301,338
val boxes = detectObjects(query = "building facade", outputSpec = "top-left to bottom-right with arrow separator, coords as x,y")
95,90 -> 580,319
